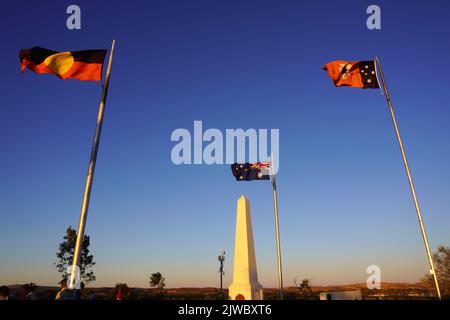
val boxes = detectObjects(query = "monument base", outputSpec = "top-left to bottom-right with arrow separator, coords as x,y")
229,283 -> 264,300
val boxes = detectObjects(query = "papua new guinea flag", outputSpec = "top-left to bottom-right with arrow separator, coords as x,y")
322,60 -> 380,89
19,47 -> 107,81
231,162 -> 271,181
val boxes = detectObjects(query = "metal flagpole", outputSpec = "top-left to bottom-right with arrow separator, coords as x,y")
270,155 -> 284,300
69,39 -> 116,289
375,56 -> 441,300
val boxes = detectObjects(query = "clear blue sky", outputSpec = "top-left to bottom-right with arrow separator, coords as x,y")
1,0 -> 450,288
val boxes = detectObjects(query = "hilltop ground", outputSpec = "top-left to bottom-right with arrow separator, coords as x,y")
4,282 -> 438,300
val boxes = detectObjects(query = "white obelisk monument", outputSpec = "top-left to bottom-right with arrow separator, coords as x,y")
229,195 -> 263,300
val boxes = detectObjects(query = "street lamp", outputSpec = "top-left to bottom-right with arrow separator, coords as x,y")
218,251 -> 225,295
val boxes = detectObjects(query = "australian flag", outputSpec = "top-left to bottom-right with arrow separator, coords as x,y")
231,162 -> 271,181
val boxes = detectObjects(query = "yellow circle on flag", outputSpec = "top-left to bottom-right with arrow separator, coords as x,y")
44,52 -> 74,75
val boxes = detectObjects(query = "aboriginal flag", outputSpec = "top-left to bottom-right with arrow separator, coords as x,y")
231,162 -> 271,181
19,47 -> 107,81
323,60 -> 380,89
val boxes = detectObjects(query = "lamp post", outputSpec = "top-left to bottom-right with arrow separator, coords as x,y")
218,251 -> 225,295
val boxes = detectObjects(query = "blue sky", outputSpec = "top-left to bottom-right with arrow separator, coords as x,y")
1,0 -> 450,288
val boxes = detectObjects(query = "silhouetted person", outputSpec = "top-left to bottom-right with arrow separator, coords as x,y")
25,283 -> 38,300
21,283 -> 30,300
45,290 -> 55,300
0,286 -> 10,300
116,288 -> 123,300
55,279 -> 76,300
87,290 -> 95,300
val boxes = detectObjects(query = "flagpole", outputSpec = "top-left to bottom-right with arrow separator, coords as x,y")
69,39 -> 116,289
270,155 -> 284,300
375,56 -> 441,300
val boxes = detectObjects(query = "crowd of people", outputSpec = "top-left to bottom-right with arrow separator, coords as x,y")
0,280 -> 97,300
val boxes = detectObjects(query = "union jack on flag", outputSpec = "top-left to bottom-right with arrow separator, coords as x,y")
231,162 -> 271,181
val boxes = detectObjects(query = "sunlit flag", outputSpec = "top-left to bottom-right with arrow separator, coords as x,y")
19,47 -> 107,81
323,60 -> 380,88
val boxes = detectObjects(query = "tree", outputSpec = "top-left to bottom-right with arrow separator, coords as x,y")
149,272 -> 166,290
299,278 -> 311,289
295,277 -> 313,299
55,226 -> 96,285
423,246 -> 450,297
